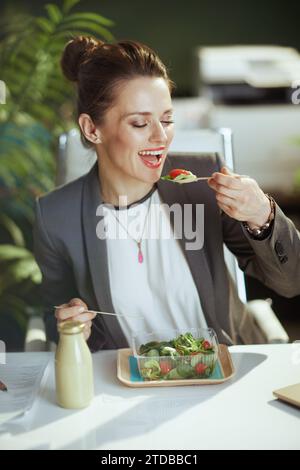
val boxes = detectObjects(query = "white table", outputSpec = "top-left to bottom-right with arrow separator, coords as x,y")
0,345 -> 300,450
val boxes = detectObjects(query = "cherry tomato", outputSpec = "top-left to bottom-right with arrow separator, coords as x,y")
160,361 -> 173,375
169,169 -> 191,179
195,363 -> 207,375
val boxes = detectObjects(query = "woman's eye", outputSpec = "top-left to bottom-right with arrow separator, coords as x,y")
132,120 -> 174,129
132,123 -> 147,128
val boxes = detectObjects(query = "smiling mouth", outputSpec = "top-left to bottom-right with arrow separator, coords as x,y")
138,150 -> 164,168
138,148 -> 165,163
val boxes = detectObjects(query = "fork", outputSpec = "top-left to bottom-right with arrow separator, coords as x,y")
179,177 -> 210,183
54,306 -> 143,320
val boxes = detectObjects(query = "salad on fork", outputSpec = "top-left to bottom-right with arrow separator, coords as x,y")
161,168 -> 209,184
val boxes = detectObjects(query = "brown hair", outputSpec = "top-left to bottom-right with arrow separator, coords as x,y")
61,36 -> 175,147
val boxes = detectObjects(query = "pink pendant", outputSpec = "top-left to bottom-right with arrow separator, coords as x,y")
137,242 -> 143,263
138,248 -> 143,264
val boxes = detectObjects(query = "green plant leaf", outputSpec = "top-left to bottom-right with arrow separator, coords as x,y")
0,215 -> 25,247
2,258 -> 41,284
45,3 -> 63,25
62,12 -> 115,27
0,245 -> 33,261
35,17 -> 55,34
0,0 -> 115,334
56,20 -> 114,40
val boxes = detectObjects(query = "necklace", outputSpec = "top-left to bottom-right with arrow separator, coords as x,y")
110,194 -> 153,264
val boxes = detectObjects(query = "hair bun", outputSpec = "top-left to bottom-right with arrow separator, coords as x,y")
61,35 -> 103,82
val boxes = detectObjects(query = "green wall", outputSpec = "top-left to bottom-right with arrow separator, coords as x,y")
2,0 -> 300,95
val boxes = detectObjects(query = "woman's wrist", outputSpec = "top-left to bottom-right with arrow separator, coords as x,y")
246,194 -> 272,230
242,194 -> 275,239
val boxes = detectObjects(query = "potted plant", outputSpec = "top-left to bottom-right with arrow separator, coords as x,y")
0,0 -> 115,350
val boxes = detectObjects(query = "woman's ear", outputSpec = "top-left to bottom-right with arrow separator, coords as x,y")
78,113 -> 102,144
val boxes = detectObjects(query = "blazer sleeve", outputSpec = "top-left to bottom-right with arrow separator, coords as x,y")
216,154 -> 300,298
33,197 -> 108,352
33,198 -> 79,345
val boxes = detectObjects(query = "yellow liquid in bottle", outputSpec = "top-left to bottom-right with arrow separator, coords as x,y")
55,321 -> 94,409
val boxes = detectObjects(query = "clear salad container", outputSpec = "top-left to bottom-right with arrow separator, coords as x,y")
132,328 -> 219,381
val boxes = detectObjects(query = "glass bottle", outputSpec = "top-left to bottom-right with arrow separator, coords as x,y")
55,320 -> 94,409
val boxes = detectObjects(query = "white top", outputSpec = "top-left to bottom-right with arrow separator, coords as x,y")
103,188 -> 208,344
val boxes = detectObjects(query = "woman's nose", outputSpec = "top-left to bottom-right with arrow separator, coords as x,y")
149,121 -> 168,144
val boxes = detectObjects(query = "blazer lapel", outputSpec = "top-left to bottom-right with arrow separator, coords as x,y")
157,157 -> 219,331
82,163 -> 128,348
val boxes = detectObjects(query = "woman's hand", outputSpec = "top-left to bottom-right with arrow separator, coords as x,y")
55,298 -> 96,341
207,167 -> 271,229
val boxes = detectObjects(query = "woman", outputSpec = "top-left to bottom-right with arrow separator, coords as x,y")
33,36 -> 300,350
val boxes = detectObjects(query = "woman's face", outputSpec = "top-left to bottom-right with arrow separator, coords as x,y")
98,76 -> 174,184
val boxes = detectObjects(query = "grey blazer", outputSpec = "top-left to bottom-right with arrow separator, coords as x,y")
33,153 -> 300,350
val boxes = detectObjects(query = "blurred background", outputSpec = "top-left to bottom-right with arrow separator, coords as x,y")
0,0 -> 300,351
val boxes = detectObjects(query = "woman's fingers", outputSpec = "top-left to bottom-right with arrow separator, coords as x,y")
208,168 -> 243,202
208,180 -> 240,199
55,303 -> 68,310
73,312 -> 97,323
209,167 -> 254,219
215,192 -> 238,208
209,166 -> 271,226
55,299 -> 94,341
55,305 -> 86,322
208,168 -> 242,190
69,298 -> 87,309
217,201 -> 236,218
83,321 -> 92,341
55,296 -> 90,322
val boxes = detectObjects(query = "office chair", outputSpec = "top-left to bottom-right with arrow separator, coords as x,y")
169,128 -> 248,304
169,128 -> 289,343
25,128 -> 289,350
